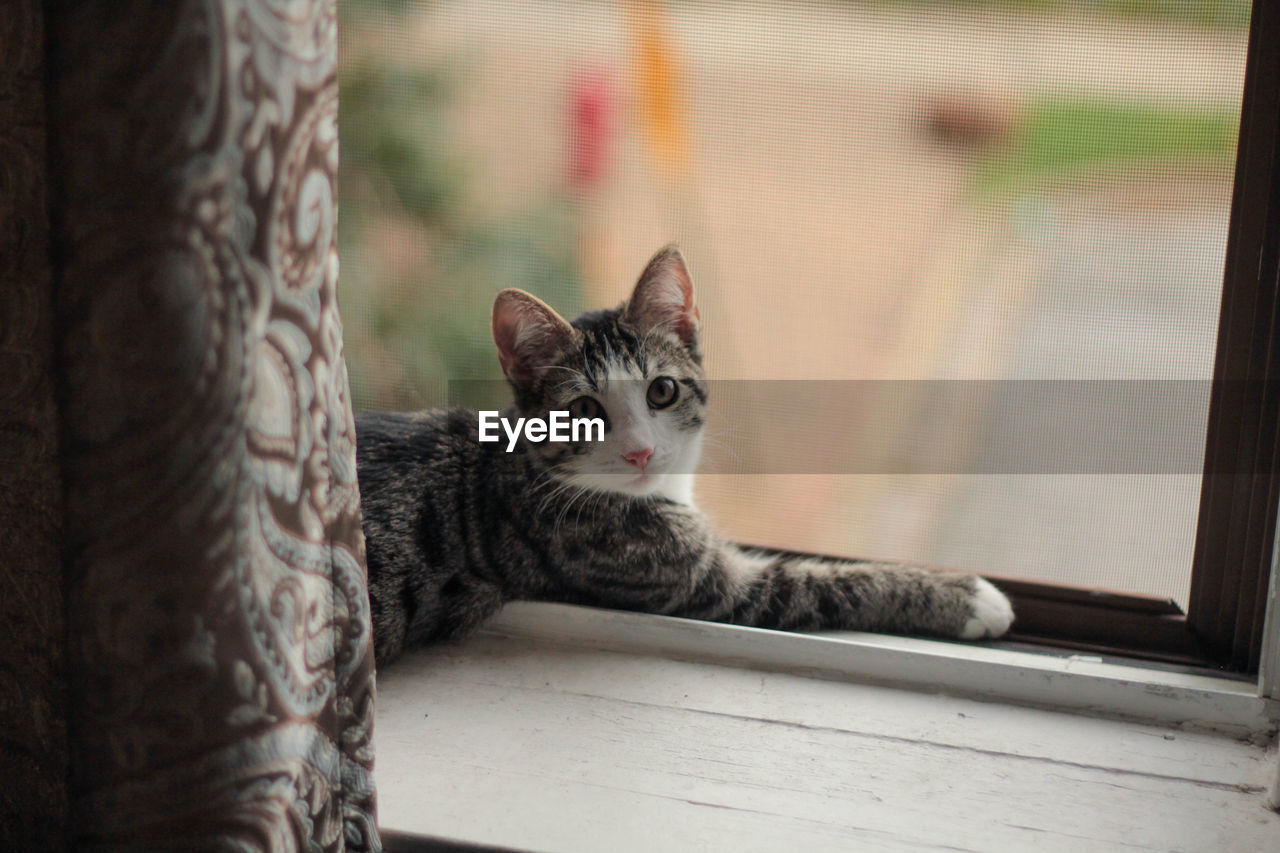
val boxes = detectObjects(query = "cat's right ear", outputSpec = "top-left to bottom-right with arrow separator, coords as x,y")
492,289 -> 577,384
625,245 -> 699,347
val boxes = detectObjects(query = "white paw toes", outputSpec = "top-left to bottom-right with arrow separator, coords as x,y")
960,577 -> 1014,639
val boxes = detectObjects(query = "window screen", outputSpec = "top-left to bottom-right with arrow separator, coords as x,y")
338,0 -> 1249,610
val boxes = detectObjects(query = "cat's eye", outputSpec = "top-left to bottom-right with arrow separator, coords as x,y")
646,377 -> 678,409
568,395 -> 606,425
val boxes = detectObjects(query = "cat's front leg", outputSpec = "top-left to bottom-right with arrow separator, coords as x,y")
676,543 -> 1014,640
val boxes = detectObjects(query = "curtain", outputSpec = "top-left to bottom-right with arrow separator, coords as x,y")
0,2 -> 68,847
1,1 -> 380,848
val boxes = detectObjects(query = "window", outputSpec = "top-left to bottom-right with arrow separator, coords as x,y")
338,0 -> 1274,672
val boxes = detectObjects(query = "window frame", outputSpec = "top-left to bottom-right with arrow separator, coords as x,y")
1187,0 -> 1280,674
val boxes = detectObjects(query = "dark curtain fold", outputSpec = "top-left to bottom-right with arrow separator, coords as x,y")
27,1 -> 381,848
0,1 -> 68,848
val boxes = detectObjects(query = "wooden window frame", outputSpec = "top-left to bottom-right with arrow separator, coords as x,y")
1186,0 -> 1280,674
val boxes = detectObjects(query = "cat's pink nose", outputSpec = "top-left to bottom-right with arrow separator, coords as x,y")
622,448 -> 654,471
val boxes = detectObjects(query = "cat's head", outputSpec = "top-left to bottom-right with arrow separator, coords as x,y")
492,246 -> 707,503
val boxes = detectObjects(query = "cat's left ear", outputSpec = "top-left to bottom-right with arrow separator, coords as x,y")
625,245 -> 699,347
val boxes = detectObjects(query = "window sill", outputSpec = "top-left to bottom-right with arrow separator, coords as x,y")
480,602 -> 1275,738
375,603 -> 1280,851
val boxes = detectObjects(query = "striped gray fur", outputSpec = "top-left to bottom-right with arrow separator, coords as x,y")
357,247 -> 1013,666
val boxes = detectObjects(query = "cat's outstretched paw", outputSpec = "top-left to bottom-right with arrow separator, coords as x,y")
959,577 -> 1014,639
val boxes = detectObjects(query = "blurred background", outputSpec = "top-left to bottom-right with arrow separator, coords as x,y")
337,0 -> 1250,609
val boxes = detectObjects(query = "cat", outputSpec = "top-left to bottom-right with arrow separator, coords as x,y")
356,246 -> 1014,666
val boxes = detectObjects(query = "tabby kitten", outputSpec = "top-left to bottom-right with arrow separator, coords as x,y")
356,247 -> 1014,665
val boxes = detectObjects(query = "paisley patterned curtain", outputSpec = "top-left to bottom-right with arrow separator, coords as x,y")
1,1 -> 379,848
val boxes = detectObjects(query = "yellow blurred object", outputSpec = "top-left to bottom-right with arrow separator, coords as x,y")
623,0 -> 691,181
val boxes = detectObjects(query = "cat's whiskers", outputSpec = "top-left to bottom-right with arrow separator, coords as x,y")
526,463 -> 586,519
549,377 -> 590,396
537,363 -> 587,378
575,482 -> 613,530
531,475 -> 578,519
553,482 -> 595,535
528,478 -> 561,514
537,363 -> 596,395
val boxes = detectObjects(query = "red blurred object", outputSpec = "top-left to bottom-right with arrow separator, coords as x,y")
567,68 -> 614,192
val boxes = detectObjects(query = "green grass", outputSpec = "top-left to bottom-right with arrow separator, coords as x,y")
873,1 -> 1251,29
975,96 -> 1240,199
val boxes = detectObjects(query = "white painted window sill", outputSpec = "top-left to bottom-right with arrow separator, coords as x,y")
482,602 -> 1275,737
375,602 -> 1280,852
